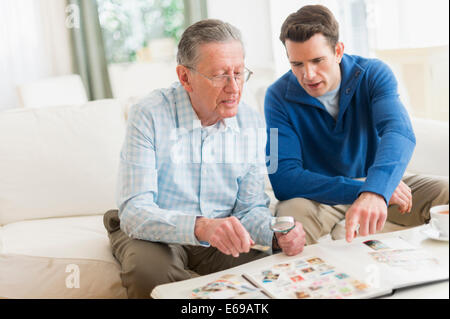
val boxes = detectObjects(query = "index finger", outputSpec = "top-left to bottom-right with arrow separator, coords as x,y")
229,217 -> 253,252
406,188 -> 413,214
345,216 -> 359,243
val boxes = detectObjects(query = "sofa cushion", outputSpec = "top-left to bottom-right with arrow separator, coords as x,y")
0,100 -> 126,225
0,215 -> 127,298
407,118 -> 449,176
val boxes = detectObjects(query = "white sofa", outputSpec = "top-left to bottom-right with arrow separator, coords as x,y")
0,97 -> 448,299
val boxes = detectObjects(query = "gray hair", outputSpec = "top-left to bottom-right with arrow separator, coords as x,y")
177,19 -> 244,67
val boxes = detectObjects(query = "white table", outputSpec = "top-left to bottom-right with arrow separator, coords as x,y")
151,226 -> 449,299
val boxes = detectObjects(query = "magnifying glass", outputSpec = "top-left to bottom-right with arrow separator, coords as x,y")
251,216 -> 296,252
270,216 -> 295,234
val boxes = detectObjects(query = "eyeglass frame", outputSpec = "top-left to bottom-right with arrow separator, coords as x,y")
184,66 -> 253,88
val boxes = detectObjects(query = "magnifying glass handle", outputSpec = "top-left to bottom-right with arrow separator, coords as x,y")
250,244 -> 271,251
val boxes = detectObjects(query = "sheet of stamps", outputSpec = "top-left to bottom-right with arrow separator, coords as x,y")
191,274 -> 268,299
246,256 -> 371,299
363,239 -> 440,270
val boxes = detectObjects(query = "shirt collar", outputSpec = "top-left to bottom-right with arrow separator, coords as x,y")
223,116 -> 240,133
173,82 -> 199,131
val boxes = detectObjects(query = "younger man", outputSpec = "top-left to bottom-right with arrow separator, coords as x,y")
265,5 -> 449,244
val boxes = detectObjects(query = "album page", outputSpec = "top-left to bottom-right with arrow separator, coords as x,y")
241,247 -> 390,299
318,237 -> 449,290
190,274 -> 270,299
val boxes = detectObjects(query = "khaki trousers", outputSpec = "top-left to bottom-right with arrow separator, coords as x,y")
276,174 -> 449,245
103,210 -> 269,299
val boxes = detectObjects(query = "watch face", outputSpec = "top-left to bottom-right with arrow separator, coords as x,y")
270,216 -> 295,233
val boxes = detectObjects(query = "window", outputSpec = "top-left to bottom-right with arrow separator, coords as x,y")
97,0 -> 185,64
365,0 -> 449,121
97,0 -> 188,99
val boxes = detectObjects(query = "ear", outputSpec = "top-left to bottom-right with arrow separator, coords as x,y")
176,65 -> 193,92
335,42 -> 344,63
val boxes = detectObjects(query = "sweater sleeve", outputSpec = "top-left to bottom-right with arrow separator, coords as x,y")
265,87 -> 364,205
357,60 -> 416,203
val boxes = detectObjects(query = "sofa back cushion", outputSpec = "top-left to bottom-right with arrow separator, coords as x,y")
0,100 -> 126,225
407,118 -> 449,176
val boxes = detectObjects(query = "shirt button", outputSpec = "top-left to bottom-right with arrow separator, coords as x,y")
355,70 -> 361,77
346,88 -> 351,94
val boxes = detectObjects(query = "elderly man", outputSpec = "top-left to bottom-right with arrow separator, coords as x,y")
265,5 -> 449,245
103,19 -> 306,298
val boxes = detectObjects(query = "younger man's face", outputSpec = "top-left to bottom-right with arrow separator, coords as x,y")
285,33 -> 344,98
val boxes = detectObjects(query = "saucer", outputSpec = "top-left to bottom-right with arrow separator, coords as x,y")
421,227 -> 449,242
428,233 -> 449,242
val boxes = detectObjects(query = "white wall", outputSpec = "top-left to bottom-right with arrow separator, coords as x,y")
368,0 -> 450,50
206,0 -> 277,111
206,0 -> 274,70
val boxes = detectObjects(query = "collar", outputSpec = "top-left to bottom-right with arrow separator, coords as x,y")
284,54 -> 367,131
173,82 -> 200,131
337,54 -> 366,121
284,54 -> 366,109
223,116 -> 240,134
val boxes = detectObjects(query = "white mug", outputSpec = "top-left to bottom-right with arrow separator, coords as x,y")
429,204 -> 449,238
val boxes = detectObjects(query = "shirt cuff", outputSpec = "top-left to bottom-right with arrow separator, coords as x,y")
178,215 -> 210,246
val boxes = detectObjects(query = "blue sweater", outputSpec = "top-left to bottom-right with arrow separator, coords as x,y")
264,54 -> 416,205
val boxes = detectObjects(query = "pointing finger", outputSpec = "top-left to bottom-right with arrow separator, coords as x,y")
346,217 -> 358,243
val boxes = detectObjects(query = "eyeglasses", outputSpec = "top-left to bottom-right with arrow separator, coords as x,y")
185,66 -> 253,88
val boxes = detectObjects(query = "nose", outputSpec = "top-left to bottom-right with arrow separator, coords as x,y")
224,75 -> 240,92
303,64 -> 316,80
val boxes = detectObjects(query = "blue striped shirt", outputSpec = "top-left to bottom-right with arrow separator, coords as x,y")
117,82 -> 274,248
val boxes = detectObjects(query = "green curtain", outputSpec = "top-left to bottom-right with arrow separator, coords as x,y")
183,0 -> 208,27
68,0 -> 112,100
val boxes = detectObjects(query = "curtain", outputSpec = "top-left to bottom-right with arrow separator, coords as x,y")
184,0 -> 208,26
0,0 -> 73,110
68,0 -> 112,101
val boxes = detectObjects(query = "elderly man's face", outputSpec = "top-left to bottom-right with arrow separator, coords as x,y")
182,41 -> 245,126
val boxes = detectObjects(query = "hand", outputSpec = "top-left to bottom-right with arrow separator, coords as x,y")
389,180 -> 412,214
275,221 -> 306,256
194,216 -> 254,257
345,192 -> 387,243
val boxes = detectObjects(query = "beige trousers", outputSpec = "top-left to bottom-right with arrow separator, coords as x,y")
276,174 -> 449,245
103,210 -> 269,299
